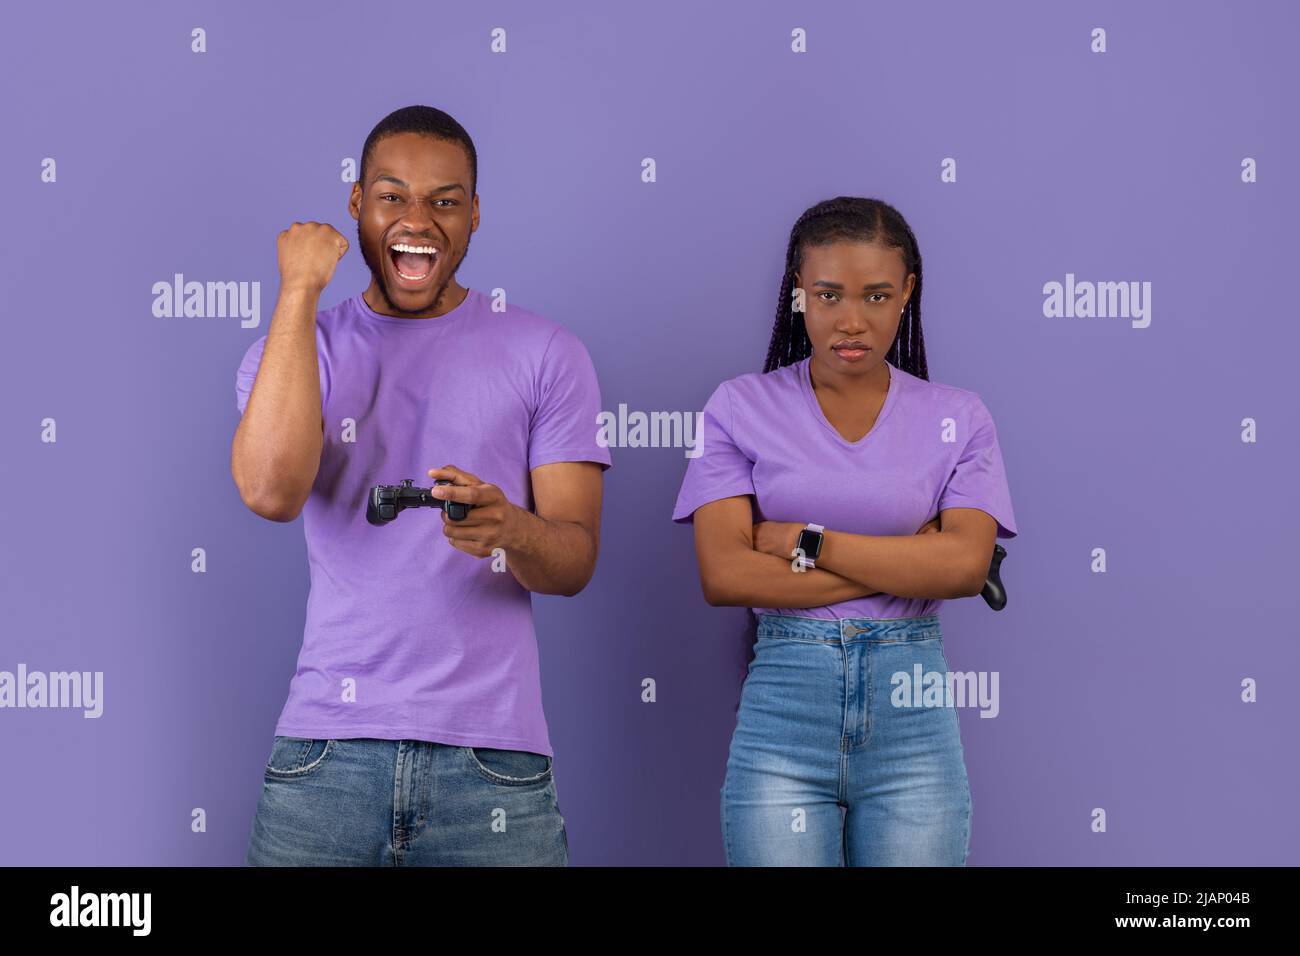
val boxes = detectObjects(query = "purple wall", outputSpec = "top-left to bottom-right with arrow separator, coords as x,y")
1,0 -> 1296,865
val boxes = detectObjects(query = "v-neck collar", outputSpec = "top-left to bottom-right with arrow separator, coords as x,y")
800,356 -> 898,448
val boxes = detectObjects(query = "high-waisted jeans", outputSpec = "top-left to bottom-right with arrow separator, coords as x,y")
722,614 -> 972,866
245,737 -> 568,866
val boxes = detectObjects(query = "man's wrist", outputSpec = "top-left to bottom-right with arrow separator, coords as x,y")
499,502 -> 534,553
278,281 -> 326,299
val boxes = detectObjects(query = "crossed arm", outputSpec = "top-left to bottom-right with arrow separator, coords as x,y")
692,496 -> 997,608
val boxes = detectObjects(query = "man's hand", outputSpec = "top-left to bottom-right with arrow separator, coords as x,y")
278,221 -> 349,294
427,464 -> 523,558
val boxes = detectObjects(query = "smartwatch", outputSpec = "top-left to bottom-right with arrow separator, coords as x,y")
794,523 -> 825,570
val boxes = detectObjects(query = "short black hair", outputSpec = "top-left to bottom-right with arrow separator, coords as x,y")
359,105 -> 478,196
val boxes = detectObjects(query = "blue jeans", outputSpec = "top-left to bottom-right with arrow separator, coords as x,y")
245,738 -> 568,866
722,614 -> 972,866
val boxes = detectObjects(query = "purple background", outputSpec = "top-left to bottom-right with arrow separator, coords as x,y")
1,0 -> 1296,865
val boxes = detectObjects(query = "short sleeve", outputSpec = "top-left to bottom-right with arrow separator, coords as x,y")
234,331 -> 330,418
671,381 -> 756,524
235,335 -> 267,414
938,396 -> 1018,539
527,326 -> 613,471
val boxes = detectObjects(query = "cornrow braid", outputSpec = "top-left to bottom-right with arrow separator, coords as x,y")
762,197 -> 929,381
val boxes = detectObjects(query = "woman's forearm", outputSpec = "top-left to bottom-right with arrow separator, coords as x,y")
702,547 -> 877,608
817,529 -> 979,600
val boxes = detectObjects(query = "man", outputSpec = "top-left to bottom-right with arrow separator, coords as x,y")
231,105 -> 609,866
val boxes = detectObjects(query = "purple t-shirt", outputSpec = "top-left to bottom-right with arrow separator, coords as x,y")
235,288 -> 611,757
671,357 -> 1017,620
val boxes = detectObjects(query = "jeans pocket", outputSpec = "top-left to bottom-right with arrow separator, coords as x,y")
464,746 -> 553,786
264,736 -> 336,779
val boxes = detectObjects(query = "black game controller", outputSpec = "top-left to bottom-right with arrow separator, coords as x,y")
981,544 -> 1009,611
366,478 -> 472,526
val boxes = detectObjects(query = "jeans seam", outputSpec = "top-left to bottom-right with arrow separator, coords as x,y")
721,784 -> 730,864
862,644 -> 874,748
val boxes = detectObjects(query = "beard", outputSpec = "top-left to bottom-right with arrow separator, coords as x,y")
356,221 -> 471,316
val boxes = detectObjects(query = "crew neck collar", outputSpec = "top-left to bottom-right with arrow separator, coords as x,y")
355,286 -> 477,328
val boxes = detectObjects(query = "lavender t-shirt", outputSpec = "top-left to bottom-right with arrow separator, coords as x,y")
671,358 -> 1017,620
235,288 -> 611,757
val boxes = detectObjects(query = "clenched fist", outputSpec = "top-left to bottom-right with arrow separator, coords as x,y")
278,221 -> 349,293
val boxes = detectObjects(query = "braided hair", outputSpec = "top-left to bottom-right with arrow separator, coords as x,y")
762,197 -> 929,381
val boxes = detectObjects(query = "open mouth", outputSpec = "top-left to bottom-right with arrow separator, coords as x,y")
388,242 -> 439,287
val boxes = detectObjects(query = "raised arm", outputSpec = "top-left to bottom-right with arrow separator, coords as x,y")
231,222 -> 346,522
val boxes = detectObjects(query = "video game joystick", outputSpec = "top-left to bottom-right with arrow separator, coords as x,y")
366,478 -> 472,526
981,544 -> 1009,611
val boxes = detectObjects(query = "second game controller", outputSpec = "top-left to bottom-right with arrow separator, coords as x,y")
981,544 -> 1009,611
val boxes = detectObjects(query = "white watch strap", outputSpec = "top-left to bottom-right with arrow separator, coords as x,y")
796,524 -> 824,568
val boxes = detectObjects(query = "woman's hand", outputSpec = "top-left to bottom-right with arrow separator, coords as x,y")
752,521 -> 804,560
752,515 -> 942,559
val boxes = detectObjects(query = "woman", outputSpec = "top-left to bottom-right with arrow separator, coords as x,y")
672,197 -> 1018,866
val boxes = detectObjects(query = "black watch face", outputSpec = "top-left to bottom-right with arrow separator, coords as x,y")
797,529 -> 823,560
